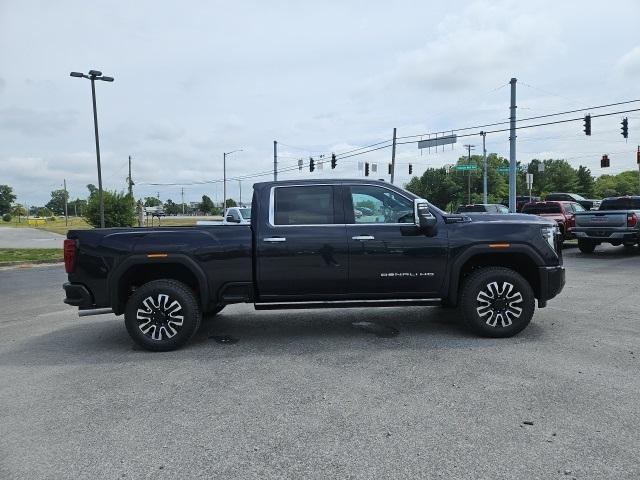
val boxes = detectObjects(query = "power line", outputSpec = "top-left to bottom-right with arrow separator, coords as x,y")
396,98 -> 640,140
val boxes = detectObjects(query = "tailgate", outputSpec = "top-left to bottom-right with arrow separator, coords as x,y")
574,211 -> 627,228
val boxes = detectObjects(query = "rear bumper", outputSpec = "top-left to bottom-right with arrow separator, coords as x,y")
573,229 -> 638,242
63,282 -> 94,308
537,266 -> 565,307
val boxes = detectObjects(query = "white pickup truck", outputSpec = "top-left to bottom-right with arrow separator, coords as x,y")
196,207 -> 251,226
572,196 -> 640,253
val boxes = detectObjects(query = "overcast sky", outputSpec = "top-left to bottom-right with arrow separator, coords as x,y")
1,0 -> 639,206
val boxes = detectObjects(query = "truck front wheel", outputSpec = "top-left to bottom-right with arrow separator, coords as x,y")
460,267 -> 535,338
124,279 -> 202,351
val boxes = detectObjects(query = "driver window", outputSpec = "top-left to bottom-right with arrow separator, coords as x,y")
350,185 -> 414,224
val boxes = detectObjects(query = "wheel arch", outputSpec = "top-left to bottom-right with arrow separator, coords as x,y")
109,255 -> 210,315
445,245 -> 544,307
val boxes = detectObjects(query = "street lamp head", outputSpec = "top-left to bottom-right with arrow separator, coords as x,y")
88,70 -> 102,76
99,76 -> 114,82
70,72 -> 84,78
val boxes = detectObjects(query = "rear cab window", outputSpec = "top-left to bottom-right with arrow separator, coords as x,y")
522,203 -> 562,214
272,185 -> 336,225
599,197 -> 640,210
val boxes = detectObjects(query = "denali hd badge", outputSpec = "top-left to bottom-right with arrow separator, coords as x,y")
380,272 -> 435,277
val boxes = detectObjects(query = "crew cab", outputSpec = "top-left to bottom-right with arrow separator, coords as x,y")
63,179 -> 565,351
521,201 -> 585,243
573,196 -> 640,253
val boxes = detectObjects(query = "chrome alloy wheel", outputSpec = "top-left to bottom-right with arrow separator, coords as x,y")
476,281 -> 523,328
136,294 -> 184,341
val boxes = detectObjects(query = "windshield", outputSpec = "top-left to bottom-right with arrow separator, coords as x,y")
457,205 -> 487,213
599,198 -> 640,210
239,208 -> 251,219
523,203 -> 562,214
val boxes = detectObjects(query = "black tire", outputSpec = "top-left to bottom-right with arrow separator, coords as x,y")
578,239 -> 596,254
623,242 -> 636,250
124,279 -> 201,351
460,267 -> 535,338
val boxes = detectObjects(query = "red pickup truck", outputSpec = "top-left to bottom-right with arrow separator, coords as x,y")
522,201 -> 585,243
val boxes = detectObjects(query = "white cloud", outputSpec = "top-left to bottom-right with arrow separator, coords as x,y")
616,45 -> 640,77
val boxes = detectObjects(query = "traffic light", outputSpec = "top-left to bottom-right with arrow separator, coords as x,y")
309,157 -> 315,172
601,154 -> 610,168
364,162 -> 370,177
388,163 -> 392,175
331,153 -> 336,169
637,147 -> 640,164
621,117 -> 628,139
409,164 -> 413,174
583,114 -> 591,136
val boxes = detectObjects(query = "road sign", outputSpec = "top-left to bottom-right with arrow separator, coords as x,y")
526,173 -> 533,189
418,134 -> 457,149
496,166 -> 510,173
454,164 -> 477,171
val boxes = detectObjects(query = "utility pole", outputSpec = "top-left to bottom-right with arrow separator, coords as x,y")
127,155 -> 134,205
273,141 -> 278,181
481,132 -> 487,204
181,187 -> 185,214
464,144 -> 475,204
63,179 -> 68,226
637,146 -> 640,194
238,180 -> 242,207
508,77 -> 517,213
390,128 -> 397,184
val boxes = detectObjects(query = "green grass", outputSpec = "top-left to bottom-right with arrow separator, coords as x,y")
2,217 -> 91,235
0,248 -> 64,264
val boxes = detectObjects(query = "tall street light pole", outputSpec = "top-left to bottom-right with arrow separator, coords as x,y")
223,149 -> 242,217
70,69 -> 114,228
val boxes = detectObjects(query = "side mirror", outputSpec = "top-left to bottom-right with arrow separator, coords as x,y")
226,215 -> 235,223
414,199 -> 437,236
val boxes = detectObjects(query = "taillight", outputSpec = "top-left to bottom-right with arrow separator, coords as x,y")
628,213 -> 638,227
64,239 -> 77,273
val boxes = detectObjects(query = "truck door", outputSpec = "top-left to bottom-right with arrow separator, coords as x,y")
344,184 -> 448,296
256,184 -> 349,300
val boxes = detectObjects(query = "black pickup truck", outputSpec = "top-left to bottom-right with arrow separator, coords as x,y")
64,179 -> 565,351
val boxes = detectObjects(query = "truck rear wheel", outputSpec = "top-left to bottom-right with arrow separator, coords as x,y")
124,279 -> 201,351
578,239 -> 596,254
460,267 -> 535,338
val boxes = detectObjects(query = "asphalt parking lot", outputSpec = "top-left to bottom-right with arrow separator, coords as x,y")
0,244 -> 638,479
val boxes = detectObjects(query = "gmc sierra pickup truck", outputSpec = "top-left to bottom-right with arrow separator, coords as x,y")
573,195 -> 640,253
63,179 -> 565,351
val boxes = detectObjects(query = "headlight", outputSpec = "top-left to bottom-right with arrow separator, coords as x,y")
541,225 -> 558,252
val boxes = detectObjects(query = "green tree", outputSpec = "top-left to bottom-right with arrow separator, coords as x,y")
68,198 -> 88,216
224,198 -> 237,208
0,185 -> 16,214
405,167 -> 462,211
199,195 -> 215,214
11,204 -> 26,222
85,187 -> 135,228
144,196 -> 161,207
575,165 -> 595,198
45,189 -> 69,215
38,207 -> 53,218
163,199 -> 181,215
595,170 -> 639,197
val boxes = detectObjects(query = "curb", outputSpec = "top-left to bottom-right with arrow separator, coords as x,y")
0,259 -> 64,269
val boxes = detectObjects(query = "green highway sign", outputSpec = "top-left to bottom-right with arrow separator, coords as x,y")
496,167 -> 510,173
454,164 -> 477,171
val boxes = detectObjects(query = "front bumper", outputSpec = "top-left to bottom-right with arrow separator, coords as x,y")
63,282 -> 94,308
537,266 -> 565,308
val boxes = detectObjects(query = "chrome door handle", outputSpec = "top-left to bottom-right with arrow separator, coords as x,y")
263,237 -> 287,242
352,235 -> 375,241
